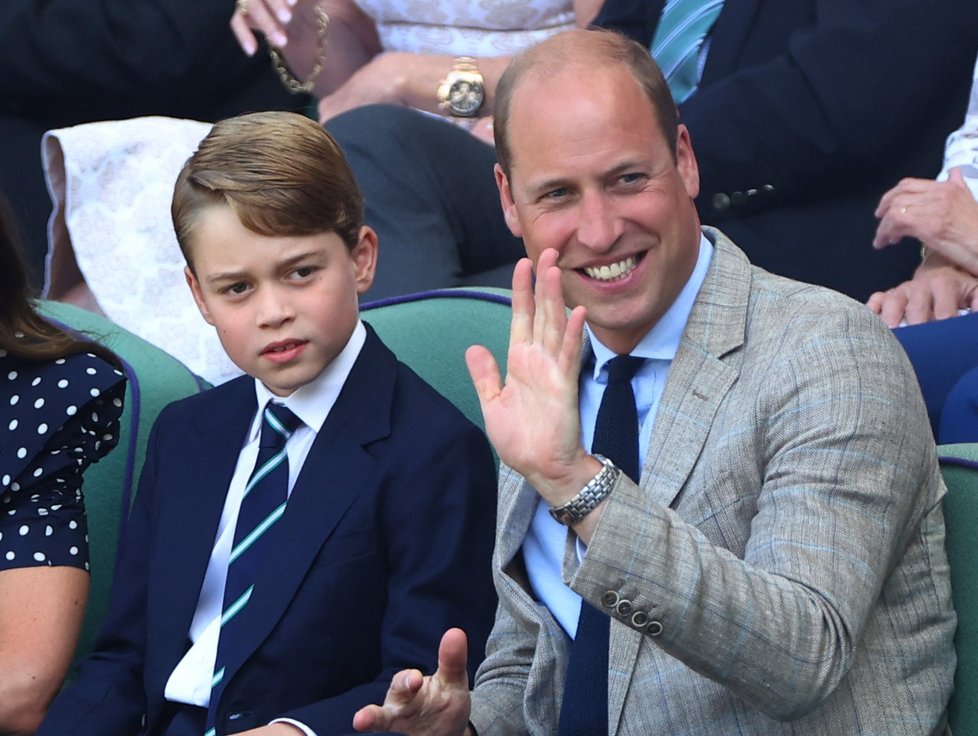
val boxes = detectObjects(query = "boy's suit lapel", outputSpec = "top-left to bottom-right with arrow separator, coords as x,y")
152,377 -> 257,663
608,229 -> 749,730
214,326 -> 396,694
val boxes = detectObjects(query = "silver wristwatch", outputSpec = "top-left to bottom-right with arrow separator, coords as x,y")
548,455 -> 620,526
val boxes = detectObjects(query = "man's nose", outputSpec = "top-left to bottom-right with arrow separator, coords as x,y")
576,191 -> 622,251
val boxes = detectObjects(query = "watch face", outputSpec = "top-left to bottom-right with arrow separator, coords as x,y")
448,78 -> 484,117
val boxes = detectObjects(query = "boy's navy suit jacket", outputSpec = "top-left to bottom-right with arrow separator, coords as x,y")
39,325 -> 498,735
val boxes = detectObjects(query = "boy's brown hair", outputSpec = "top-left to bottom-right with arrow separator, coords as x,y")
172,111 -> 364,269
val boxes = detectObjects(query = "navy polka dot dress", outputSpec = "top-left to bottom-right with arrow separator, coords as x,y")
0,349 -> 126,571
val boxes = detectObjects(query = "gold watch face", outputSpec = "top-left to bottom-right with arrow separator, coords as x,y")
446,75 -> 484,118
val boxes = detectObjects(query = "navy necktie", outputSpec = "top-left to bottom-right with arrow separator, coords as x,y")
205,402 -> 302,736
557,355 -> 644,736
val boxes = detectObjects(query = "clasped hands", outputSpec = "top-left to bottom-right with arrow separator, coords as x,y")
868,167 -> 978,325
352,249 -> 600,734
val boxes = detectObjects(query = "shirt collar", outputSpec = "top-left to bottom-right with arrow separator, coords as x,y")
586,232 -> 714,377
250,320 -> 367,439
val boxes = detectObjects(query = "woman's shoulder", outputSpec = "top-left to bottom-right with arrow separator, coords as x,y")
0,350 -> 126,449
1,349 -> 124,398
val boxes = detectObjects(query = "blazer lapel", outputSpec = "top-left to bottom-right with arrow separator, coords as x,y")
639,228 -> 749,511
153,377 -> 256,659
608,229 -> 751,729
700,0 -> 763,85
215,327 -> 395,687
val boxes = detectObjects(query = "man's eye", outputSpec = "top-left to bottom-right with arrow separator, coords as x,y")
620,172 -> 645,184
224,282 -> 249,295
544,187 -> 569,200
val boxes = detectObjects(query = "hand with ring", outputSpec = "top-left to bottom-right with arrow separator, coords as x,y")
872,167 -> 978,274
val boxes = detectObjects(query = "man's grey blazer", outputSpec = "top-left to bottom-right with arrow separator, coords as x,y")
469,228 -> 956,735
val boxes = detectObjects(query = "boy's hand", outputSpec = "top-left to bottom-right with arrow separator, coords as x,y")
352,629 -> 471,735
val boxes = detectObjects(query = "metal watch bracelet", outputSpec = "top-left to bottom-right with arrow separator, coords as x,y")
548,454 -> 621,526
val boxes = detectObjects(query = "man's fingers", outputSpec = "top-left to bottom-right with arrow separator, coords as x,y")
466,345 -> 503,409
510,258 -> 535,346
532,250 -> 559,346
558,306 -> 587,374
540,263 -> 568,356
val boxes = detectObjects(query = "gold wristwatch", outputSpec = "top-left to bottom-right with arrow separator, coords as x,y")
437,57 -> 485,118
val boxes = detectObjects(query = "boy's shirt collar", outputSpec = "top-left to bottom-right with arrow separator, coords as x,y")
251,320 -> 367,436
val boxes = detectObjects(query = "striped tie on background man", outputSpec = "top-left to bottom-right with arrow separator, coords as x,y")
650,0 -> 725,103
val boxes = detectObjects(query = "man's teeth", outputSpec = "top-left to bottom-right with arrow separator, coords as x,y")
584,256 -> 637,281
272,343 -> 296,352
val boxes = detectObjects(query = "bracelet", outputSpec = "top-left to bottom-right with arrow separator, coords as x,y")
548,455 -> 620,526
268,5 -> 330,94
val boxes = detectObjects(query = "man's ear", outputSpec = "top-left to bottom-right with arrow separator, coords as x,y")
185,266 -> 216,326
351,226 -> 379,295
675,124 -> 700,200
494,163 -> 523,238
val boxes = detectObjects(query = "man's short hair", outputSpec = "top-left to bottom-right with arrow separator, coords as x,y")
493,29 -> 680,177
172,111 -> 364,267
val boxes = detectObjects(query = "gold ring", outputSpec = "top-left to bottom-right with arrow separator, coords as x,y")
235,0 -> 249,14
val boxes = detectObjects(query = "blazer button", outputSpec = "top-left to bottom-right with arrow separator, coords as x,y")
631,610 -> 650,628
616,599 -> 633,616
712,193 -> 731,212
646,620 -> 664,637
731,191 -> 747,207
601,590 -> 620,609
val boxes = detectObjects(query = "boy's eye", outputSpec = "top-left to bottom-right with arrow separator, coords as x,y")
289,266 -> 317,280
223,282 -> 250,296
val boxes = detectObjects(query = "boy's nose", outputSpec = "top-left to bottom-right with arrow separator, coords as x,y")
256,288 -> 296,327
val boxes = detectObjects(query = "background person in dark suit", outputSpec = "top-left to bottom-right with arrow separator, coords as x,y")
0,0 -> 305,286
37,112 -> 497,736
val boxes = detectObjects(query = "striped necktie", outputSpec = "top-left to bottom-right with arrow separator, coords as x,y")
204,402 -> 303,736
557,355 -> 645,736
650,0 -> 724,103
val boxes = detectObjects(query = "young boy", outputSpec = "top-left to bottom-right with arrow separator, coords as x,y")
38,112 -> 498,736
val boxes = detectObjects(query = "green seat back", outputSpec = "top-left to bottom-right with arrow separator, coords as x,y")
362,288 -> 512,432
939,442 -> 978,734
38,301 -> 208,666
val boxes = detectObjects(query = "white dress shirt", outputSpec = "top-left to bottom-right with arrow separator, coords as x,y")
164,321 -> 367,735
523,235 -> 714,638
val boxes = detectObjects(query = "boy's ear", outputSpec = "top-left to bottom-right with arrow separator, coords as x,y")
185,266 -> 216,325
351,226 -> 379,295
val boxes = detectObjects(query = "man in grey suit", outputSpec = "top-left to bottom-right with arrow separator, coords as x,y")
353,29 -> 956,736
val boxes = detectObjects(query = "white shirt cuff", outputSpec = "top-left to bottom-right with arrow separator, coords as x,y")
271,717 -> 317,736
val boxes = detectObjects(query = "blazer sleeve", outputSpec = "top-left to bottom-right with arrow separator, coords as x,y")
567,305 -> 947,721
281,418 -> 499,734
595,0 -> 978,208
37,415 -> 165,736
